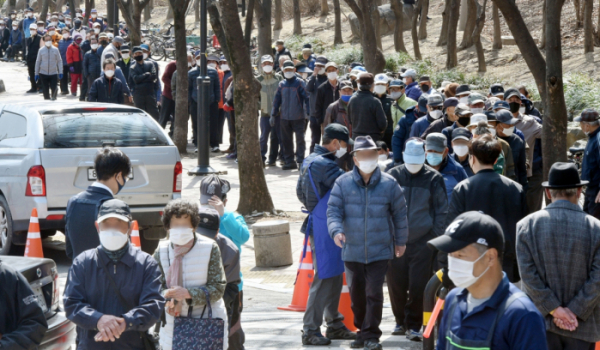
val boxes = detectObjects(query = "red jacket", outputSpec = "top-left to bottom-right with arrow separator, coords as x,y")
217,68 -> 224,109
66,43 -> 82,64
161,61 -> 177,100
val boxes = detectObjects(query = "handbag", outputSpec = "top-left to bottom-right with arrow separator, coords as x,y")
172,287 -> 225,350
97,249 -> 161,350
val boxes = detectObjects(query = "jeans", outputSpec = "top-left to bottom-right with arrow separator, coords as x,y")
259,116 -> 281,163
344,259 -> 389,342
40,73 -> 58,100
280,118 -> 306,165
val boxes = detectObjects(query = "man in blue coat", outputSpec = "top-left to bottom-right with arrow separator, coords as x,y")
576,109 -> 600,219
410,93 -> 444,139
297,125 -> 356,345
401,69 -> 421,101
328,136 -> 408,350
425,133 -> 468,202
188,51 -> 221,150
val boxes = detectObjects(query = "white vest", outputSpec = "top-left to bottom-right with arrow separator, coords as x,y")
158,235 -> 228,350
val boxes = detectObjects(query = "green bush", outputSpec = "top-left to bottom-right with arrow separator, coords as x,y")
324,46 -> 364,66
284,35 -> 327,56
384,52 -> 412,72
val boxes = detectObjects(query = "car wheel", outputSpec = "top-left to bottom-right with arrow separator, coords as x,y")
140,230 -> 160,255
0,195 -> 15,255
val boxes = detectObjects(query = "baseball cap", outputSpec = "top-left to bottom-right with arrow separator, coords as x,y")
418,95 -> 429,113
207,53 -> 220,61
427,93 -> 444,107
468,93 -> 485,105
339,80 -> 353,90
324,124 -> 354,145
496,109 -> 518,125
200,175 -> 231,204
97,199 -> 132,223
403,139 -> 425,164
351,135 -> 380,154
120,44 -> 130,52
444,97 -> 459,109
419,76 -> 431,83
425,133 -> 447,152
574,108 -> 600,122
374,73 -> 389,85
29,23 -> 37,30
282,60 -> 295,70
220,56 -> 227,62
493,100 -> 510,111
428,211 -> 505,254
113,36 -> 124,44
455,103 -> 472,116
401,69 -> 417,78
485,111 -> 498,123
275,39 -> 284,45
349,69 -> 361,78
132,46 -> 143,54
389,79 -> 405,88
503,88 -> 521,101
489,83 -> 504,97
261,54 -> 274,63
455,84 -> 471,97
315,56 -> 328,66
325,61 -> 338,70
295,62 -> 313,73
196,208 -> 220,237
467,113 -> 490,128
452,127 -> 471,142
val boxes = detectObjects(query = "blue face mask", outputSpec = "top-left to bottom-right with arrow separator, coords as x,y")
116,176 -> 127,194
426,153 -> 444,166
340,95 -> 351,103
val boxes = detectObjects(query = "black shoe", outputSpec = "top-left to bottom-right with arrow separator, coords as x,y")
350,340 -> 364,349
281,162 -> 298,170
26,89 -> 37,93
301,331 -> 331,346
392,324 -> 406,335
60,91 -> 69,95
364,339 -> 382,350
265,160 -> 277,166
326,326 -> 357,340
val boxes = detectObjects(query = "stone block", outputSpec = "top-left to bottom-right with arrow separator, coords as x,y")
252,220 -> 293,268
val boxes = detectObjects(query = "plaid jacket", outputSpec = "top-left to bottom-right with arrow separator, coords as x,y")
516,200 -> 600,343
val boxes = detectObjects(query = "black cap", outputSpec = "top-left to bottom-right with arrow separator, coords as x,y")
489,83 -> 504,96
315,56 -> 328,65
350,62 -> 363,68
456,84 -> 471,96
496,109 -> 518,125
200,175 -> 231,204
302,43 -> 312,49
417,95 -> 429,113
451,127 -> 471,141
282,60 -> 295,69
132,46 -> 143,54
351,135 -> 380,153
485,111 -> 497,122
339,80 -> 353,90
574,108 -> 600,122
542,162 -> 589,188
444,97 -> 459,109
120,44 -> 130,52
196,208 -> 221,237
97,199 -> 132,223
419,75 -> 431,82
428,211 -> 504,254
324,124 -> 354,145
503,88 -> 521,101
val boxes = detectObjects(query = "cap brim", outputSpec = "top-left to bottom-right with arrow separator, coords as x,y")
196,225 -> 218,237
427,234 -> 472,253
200,193 -> 212,205
573,116 -> 582,122
345,138 -> 354,146
452,136 -> 470,142
97,213 -> 130,223
350,146 -> 380,154
403,153 -> 425,164
505,92 -> 521,100
470,99 -> 485,105
428,102 -> 443,107
542,180 -> 589,188
457,111 -> 473,116
493,92 -> 504,97
425,146 -> 446,153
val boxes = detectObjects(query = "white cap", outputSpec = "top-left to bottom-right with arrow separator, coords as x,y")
29,23 -> 37,30
374,73 -> 390,85
401,69 -> 417,78
467,113 -> 490,128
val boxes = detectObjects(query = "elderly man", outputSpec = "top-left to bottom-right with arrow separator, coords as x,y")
35,33 -> 63,100
429,212 -> 547,350
425,133 -> 468,201
410,93 -> 444,138
306,56 -> 328,152
401,69 -> 421,101
273,39 -> 291,71
64,199 -> 165,350
88,58 -> 124,104
100,35 -> 123,69
257,55 -> 283,166
129,46 -> 159,119
390,80 -> 417,126
348,73 -> 387,142
328,136 -> 408,350
315,62 -> 341,132
422,97 -> 459,139
517,162 -> 600,350
576,109 -> 600,219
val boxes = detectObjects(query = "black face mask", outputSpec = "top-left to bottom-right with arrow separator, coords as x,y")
458,116 -> 471,127
134,55 -> 144,62
509,102 -> 521,113
420,84 -> 429,92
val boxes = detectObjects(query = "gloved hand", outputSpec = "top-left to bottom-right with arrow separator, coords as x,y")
441,267 -> 455,290
69,66 -> 75,73
34,75 -> 39,82
269,116 -> 275,127
59,74 -> 63,79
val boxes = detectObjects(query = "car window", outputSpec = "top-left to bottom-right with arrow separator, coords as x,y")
42,112 -> 170,148
0,111 -> 27,141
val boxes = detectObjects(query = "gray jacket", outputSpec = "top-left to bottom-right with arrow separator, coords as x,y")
516,200 -> 600,343
35,45 -> 63,76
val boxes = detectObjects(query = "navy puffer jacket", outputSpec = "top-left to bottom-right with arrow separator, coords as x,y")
327,166 -> 408,263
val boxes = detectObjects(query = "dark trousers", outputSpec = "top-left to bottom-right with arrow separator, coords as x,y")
584,193 -> 600,220
259,116 -> 281,163
229,290 -> 245,350
6,44 -> 22,60
40,73 -> 58,100
133,91 -> 159,121
78,73 -> 87,100
280,118 -> 306,165
86,75 -> 99,101
387,240 -> 434,331
60,65 -> 69,93
227,111 -> 236,152
218,108 -> 226,144
27,61 -> 37,90
345,259 -> 389,342
526,171 -> 544,214
209,102 -> 220,148
309,117 -> 321,153
190,100 -> 198,145
159,95 -> 175,135
546,331 -> 594,350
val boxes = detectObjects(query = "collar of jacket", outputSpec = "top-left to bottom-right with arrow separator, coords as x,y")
406,81 -> 418,89
397,94 -> 406,103
589,125 -> 600,138
545,199 -> 584,213
443,114 -> 453,127
314,144 -> 336,160
402,163 -> 425,177
98,242 -> 136,267
426,113 -> 435,123
86,184 -> 114,196
405,106 -> 418,120
455,273 -> 511,312
351,165 -> 381,188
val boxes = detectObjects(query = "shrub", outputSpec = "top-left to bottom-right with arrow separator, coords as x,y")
324,46 -> 364,66
285,35 -> 327,56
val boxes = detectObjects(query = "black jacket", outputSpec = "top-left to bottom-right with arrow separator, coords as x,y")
446,169 -> 527,260
26,34 -> 41,63
274,47 -> 292,71
348,90 -> 387,140
376,94 -> 395,138
88,76 -> 125,104
422,114 -> 454,139
128,59 -> 157,94
306,74 -> 328,119
64,186 -> 113,260
0,27 -> 9,47
499,134 -> 528,191
0,259 -> 48,349
116,58 -> 132,82
315,80 -> 340,124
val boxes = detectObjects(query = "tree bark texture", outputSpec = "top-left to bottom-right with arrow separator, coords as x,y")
459,0 -> 477,49
321,0 -> 329,15
254,0 -> 273,58
391,0 -> 407,51
84,0 -> 93,26
274,0 -> 283,30
217,0 -> 275,214
543,0 -> 568,181
473,0 -> 486,72
446,0 -> 460,68
344,0 -> 386,73
584,0 -> 593,53
293,0 -> 302,34
574,0 -> 583,28
540,0 -> 546,48
411,0 -> 422,59
208,2 -> 231,61
333,0 -> 344,44
40,0 -> 50,21
492,2 -> 502,49
437,0 -> 450,46
597,0 -> 600,43
107,0 -> 115,31
117,0 -> 150,47
194,0 -> 200,22
418,0 -> 429,40
144,1 -> 152,22
371,0 -> 382,49
244,0 -> 255,48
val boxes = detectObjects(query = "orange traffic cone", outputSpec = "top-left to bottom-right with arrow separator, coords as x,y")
24,208 -> 44,258
131,220 -> 141,248
278,240 -> 314,312
339,273 -> 358,331
595,342 -> 600,350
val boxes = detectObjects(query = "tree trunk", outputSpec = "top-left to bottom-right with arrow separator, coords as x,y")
208,2 -> 231,61
244,0 -> 255,48
293,0 -> 302,34
540,0 -> 546,48
40,0 -> 50,21
418,0 -> 428,39
472,0 -> 486,72
492,2 -> 502,49
543,0 -> 568,182
446,0 -> 460,68
194,0 -> 200,22
321,0 -> 329,15
411,0 -> 422,59
584,0 -> 593,53
459,0 -> 477,49
118,0 -> 151,47
371,1 -> 382,49
217,0 -> 275,214
254,0 -> 272,58
437,0 -> 450,46
166,4 -> 174,20
67,0 -> 76,21
84,0 -> 93,25
458,0 -> 468,30
107,0 -> 114,31
333,0 -> 343,44
575,0 -> 582,28
144,1 -> 152,22
8,0 -> 16,12
597,0 -> 600,43
274,0 -> 283,30
391,0 -> 407,52
350,0 -> 386,72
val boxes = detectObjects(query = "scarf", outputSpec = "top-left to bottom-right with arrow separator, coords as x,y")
166,237 -> 195,288
102,242 -> 130,263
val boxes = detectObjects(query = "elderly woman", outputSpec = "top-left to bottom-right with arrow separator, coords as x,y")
153,199 -> 228,350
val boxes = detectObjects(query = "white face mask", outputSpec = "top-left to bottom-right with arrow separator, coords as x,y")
105,70 -> 115,78
402,78 -> 408,84
221,64 -> 230,71
66,21 -> 71,25
94,28 -> 100,34
45,41 -> 51,47
187,61 -> 192,67
405,163 -> 424,174
30,30 -> 37,35
49,30 -> 56,36
357,159 -> 378,174
488,127 -> 497,137
430,110 -> 443,119
378,154 -> 388,162
92,14 -> 97,18
448,252 -> 490,289
207,62 -> 216,69
453,145 -> 469,157
13,26 -> 18,31
26,13 -> 32,18
169,227 -> 195,245
335,147 -> 347,158
471,107 -> 484,114
91,43 -> 98,49
519,106 -> 526,114
262,65 -> 273,73
390,91 -> 403,100
284,71 -> 295,79
51,22 -> 58,27
327,72 -> 338,81
122,53 -> 129,59
317,67 -> 326,75
459,96 -> 469,104
501,126 -> 514,137
196,59 -> 201,66
63,33 -> 70,39
143,53 -> 149,60
99,229 -> 129,251
374,85 -> 387,95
